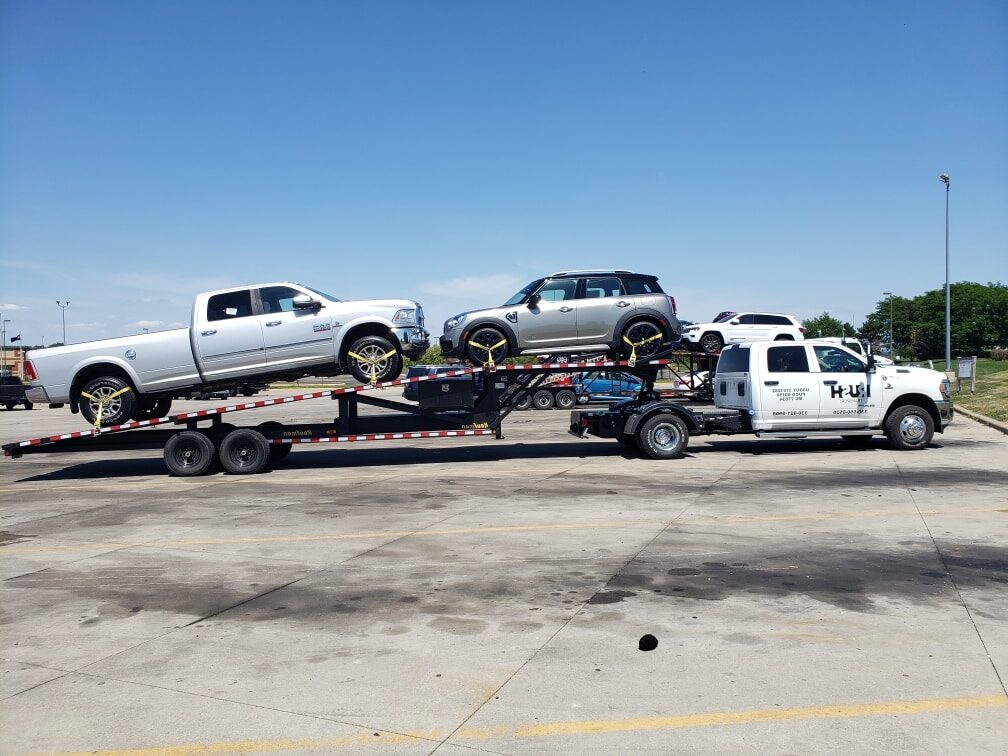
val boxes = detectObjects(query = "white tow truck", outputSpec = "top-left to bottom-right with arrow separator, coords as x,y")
572,341 -> 953,457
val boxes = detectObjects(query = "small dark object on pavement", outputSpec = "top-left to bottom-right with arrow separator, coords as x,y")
638,634 -> 658,651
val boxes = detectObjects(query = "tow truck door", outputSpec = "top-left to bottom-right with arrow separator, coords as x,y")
755,344 -> 820,428
811,344 -> 874,427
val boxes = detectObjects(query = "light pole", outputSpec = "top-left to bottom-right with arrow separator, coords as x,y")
939,174 -> 950,371
883,292 -> 893,357
1,318 -> 9,374
57,300 -> 70,344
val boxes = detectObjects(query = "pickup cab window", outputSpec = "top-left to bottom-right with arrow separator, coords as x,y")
767,345 -> 809,372
259,286 -> 303,314
207,290 -> 254,321
813,345 -> 864,373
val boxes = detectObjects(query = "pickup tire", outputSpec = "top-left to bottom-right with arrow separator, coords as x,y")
132,397 -> 172,421
163,431 -> 216,477
699,332 -> 724,354
554,389 -> 577,410
218,428 -> 271,474
636,412 -> 689,459
532,390 -> 555,410
885,405 -> 934,451
346,335 -> 403,384
79,376 -> 135,427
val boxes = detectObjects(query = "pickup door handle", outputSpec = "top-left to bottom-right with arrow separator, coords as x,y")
616,301 -> 631,308
559,306 -> 573,313
764,380 -> 779,386
822,380 -> 838,385
200,330 -> 217,336
265,320 -> 282,327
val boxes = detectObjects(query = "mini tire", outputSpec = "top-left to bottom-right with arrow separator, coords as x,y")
635,413 -> 689,460
78,376 -> 136,427
554,389 -> 577,410
465,327 -> 509,366
346,335 -> 403,384
511,392 -> 533,411
532,390 -> 555,410
699,332 -> 724,354
218,428 -> 271,474
885,405 -> 934,451
620,320 -> 665,360
163,431 -> 216,477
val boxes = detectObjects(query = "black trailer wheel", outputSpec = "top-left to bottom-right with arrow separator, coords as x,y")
510,391 -> 533,410
636,413 -> 689,459
163,431 -> 216,477
346,335 -> 403,384
554,389 -> 577,410
532,389 -> 555,410
219,428 -> 271,474
884,405 -> 934,451
699,332 -> 724,354
132,397 -> 172,421
23,400 -> 33,410
79,376 -> 136,427
257,422 -> 292,463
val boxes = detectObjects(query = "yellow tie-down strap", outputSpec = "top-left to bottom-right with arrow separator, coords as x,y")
79,386 -> 132,429
467,337 -> 507,372
348,349 -> 398,386
622,333 -> 662,367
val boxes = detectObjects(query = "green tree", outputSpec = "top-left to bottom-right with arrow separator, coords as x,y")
802,312 -> 857,339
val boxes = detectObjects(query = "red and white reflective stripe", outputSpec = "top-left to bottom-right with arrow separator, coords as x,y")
498,359 -> 671,371
276,429 -> 496,445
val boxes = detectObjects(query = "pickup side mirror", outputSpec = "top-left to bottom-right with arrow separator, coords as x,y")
292,294 -> 322,311
527,293 -> 541,309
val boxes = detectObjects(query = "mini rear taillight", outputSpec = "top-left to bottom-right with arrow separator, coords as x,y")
24,360 -> 38,381
669,296 -> 677,315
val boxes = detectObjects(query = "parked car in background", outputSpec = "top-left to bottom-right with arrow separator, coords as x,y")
807,337 -> 893,365
440,270 -> 681,365
1,375 -> 33,410
682,312 -> 804,353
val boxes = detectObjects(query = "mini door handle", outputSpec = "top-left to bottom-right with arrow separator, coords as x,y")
559,306 -> 573,313
200,330 -> 216,336
266,320 -> 281,327
616,301 -> 631,307
823,380 -> 838,385
764,380 -> 779,386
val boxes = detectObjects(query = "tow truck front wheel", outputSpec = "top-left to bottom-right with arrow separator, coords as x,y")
885,406 -> 934,451
636,413 -> 689,459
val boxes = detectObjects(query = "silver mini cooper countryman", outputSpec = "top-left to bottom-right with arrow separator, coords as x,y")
439,270 -> 681,365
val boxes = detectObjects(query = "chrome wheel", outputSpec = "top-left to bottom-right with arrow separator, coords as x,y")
84,386 -> 123,421
898,413 -> 927,444
353,344 -> 391,375
650,421 -> 683,451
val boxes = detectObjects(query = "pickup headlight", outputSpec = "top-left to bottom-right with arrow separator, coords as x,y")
940,378 -> 951,399
445,314 -> 466,331
393,308 -> 417,325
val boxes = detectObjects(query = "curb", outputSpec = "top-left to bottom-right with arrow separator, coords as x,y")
955,405 -> 1008,435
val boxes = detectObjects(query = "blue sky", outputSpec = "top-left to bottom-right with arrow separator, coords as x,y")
1,1 -> 1005,347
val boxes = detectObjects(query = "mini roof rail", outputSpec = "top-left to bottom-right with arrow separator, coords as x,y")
549,269 -> 636,277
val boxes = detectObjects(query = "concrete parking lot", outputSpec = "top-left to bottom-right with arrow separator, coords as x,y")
2,391 -> 1007,754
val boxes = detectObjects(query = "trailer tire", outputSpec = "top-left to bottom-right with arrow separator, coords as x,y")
885,405 -> 934,451
132,397 -> 172,421
164,431 -> 216,477
511,392 -> 533,410
532,390 -> 555,410
346,335 -> 403,384
257,422 -> 291,463
554,389 -> 577,410
636,413 -> 689,460
218,428 -> 271,474
79,376 -> 135,427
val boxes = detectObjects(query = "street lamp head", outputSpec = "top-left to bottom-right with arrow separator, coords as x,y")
939,174 -> 950,185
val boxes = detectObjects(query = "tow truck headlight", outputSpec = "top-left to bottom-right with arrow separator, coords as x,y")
940,378 -> 951,399
393,308 -> 417,325
445,314 -> 466,331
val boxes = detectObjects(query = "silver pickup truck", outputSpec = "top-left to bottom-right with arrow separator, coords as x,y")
25,282 -> 429,426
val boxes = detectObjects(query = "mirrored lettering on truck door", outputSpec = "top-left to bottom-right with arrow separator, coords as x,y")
760,345 -> 819,428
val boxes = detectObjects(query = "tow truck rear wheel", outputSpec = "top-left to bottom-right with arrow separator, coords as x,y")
163,431 -> 215,477
218,428 -> 271,474
554,389 -> 577,410
636,413 -> 689,459
885,405 -> 934,451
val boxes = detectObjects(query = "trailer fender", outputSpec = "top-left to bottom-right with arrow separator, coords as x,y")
623,402 -> 700,437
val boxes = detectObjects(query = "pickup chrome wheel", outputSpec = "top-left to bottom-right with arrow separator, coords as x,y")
78,376 -> 135,427
636,413 -> 689,460
163,431 -> 215,476
218,428 -> 271,474
346,335 -> 403,384
699,332 -> 724,354
885,405 -> 934,451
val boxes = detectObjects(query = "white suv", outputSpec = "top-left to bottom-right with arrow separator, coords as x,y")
683,312 -> 804,353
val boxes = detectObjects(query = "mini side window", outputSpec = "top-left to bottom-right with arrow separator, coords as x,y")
767,346 -> 810,373
582,277 -> 622,299
536,279 -> 578,302
207,290 -> 253,322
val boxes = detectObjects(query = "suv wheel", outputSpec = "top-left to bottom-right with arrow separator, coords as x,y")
699,332 -> 724,354
621,320 -> 664,359
465,327 -> 509,366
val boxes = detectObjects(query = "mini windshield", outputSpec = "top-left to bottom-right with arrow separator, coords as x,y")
502,279 -> 544,306
304,285 -> 341,302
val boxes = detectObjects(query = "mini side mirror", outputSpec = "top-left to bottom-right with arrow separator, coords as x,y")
527,293 -> 541,308
292,294 -> 322,311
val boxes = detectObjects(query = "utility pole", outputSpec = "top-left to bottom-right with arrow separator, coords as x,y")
57,300 -> 70,344
1,318 -> 9,374
940,174 -> 951,371
883,291 -> 893,358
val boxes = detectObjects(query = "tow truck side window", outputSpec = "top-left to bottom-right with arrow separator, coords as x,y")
717,346 -> 750,373
767,345 -> 809,373
207,290 -> 254,321
813,345 -> 864,373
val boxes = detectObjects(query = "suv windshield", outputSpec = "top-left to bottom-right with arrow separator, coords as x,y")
502,279 -> 544,306
714,311 -> 738,323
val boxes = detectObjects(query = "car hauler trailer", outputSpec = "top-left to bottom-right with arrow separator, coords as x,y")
3,350 -> 715,476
